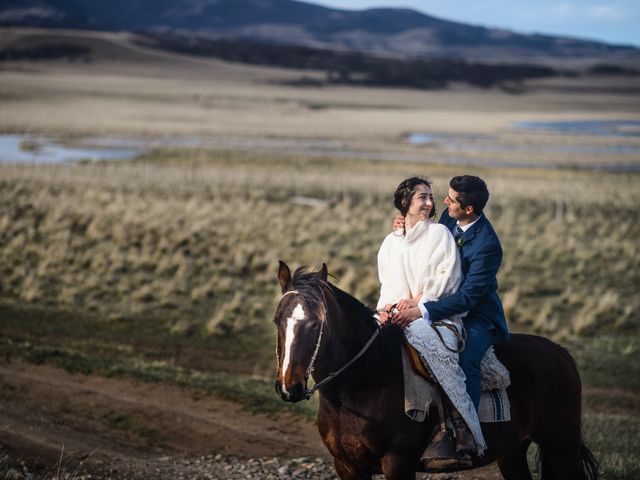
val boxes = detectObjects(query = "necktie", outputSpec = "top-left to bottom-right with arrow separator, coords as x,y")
454,224 -> 463,241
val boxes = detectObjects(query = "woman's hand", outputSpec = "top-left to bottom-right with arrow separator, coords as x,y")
397,291 -> 423,311
396,298 -> 417,310
392,215 -> 404,232
391,307 -> 421,328
378,304 -> 394,324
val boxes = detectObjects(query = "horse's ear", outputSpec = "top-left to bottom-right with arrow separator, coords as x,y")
278,260 -> 292,293
319,263 -> 328,284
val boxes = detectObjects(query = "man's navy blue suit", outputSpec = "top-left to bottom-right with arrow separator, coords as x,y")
423,208 -> 509,409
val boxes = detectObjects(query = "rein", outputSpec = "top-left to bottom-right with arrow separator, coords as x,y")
304,325 -> 380,400
381,303 -> 466,354
430,320 -> 466,353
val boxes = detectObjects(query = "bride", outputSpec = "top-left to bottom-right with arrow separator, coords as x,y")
376,176 -> 486,468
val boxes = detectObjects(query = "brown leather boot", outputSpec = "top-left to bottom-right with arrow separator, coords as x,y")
421,428 -> 472,470
449,406 -> 476,454
421,390 -> 473,471
420,430 -> 458,469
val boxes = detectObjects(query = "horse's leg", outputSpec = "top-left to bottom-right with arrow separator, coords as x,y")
380,454 -> 416,480
497,440 -> 533,480
333,458 -> 372,480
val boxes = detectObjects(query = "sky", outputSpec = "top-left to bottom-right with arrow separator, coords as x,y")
311,0 -> 640,46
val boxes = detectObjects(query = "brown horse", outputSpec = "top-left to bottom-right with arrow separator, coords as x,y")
274,262 -> 598,480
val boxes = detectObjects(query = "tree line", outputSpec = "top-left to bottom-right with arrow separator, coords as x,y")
139,33 -> 558,89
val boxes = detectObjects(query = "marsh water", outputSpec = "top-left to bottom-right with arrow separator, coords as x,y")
1,118 -> 639,171
0,135 -> 142,164
515,119 -> 640,137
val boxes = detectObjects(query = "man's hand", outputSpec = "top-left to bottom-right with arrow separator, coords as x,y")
391,306 -> 421,328
392,215 -> 404,232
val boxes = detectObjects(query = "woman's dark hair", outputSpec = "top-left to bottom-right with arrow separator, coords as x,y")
394,176 -> 436,219
449,175 -> 489,214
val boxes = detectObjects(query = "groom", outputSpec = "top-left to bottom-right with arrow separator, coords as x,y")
391,175 -> 509,458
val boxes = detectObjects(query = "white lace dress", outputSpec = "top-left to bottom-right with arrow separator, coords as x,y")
377,219 -> 487,455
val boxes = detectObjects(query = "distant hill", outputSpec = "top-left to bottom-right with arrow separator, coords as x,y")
1,0 -> 638,65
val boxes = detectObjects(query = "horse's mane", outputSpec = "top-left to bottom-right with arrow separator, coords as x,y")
291,267 -> 404,359
290,267 -> 330,321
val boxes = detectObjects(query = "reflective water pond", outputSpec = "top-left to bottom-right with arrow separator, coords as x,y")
408,119 -> 640,163
1,131 -> 638,172
0,135 -> 143,163
515,119 -> 640,137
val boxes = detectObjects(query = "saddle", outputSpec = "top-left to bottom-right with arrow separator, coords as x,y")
402,340 -> 436,383
402,340 -> 510,391
402,339 -> 511,423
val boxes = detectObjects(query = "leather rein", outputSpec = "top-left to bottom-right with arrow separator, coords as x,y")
304,325 -> 380,400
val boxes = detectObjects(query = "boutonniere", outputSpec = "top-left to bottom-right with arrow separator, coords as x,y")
457,237 -> 465,249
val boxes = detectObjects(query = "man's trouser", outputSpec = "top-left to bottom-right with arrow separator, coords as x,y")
459,319 -> 495,410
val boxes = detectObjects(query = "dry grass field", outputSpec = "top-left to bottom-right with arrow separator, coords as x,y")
1,27 -> 639,479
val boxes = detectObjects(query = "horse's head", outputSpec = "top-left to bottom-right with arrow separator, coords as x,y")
273,261 -> 328,403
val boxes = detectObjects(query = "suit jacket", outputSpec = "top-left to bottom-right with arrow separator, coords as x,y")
423,209 -> 509,341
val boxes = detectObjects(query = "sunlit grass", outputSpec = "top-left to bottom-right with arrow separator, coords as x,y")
1,153 -> 638,338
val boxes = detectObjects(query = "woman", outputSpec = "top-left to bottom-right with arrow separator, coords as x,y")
376,176 -> 486,466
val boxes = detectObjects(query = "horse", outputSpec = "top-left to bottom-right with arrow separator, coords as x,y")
273,262 -> 598,480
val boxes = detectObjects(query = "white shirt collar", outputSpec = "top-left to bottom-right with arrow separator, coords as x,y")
458,214 -> 482,232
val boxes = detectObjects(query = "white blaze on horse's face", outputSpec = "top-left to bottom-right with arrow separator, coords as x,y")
281,302 -> 306,395
275,291 -> 324,402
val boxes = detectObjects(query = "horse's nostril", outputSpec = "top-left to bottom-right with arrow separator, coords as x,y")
291,383 -> 304,398
275,381 -> 291,401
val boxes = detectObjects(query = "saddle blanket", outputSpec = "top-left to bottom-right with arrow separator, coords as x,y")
478,346 -> 511,422
402,345 -> 511,423
478,388 -> 510,423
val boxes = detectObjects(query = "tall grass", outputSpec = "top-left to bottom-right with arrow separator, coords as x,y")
1,153 -> 639,340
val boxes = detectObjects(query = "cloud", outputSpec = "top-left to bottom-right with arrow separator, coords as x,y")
588,5 -> 623,20
547,3 -> 574,18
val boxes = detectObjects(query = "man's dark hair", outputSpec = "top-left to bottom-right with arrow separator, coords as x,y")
394,176 -> 436,219
449,175 -> 489,214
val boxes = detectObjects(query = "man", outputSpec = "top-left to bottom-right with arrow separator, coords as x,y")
391,175 -> 509,463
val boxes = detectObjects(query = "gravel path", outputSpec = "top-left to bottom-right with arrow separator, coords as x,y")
1,452 -> 340,480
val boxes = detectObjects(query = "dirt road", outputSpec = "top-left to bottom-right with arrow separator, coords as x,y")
0,360 -> 500,479
0,360 -> 329,478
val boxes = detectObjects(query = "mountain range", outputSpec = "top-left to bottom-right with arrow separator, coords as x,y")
1,0 -> 638,64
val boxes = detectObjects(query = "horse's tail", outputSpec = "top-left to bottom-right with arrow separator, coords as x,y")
533,338 -> 599,479
569,346 -> 599,480
578,443 -> 599,480
538,442 -> 599,480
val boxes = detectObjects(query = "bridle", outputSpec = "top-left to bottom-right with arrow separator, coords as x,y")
278,288 -> 381,400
